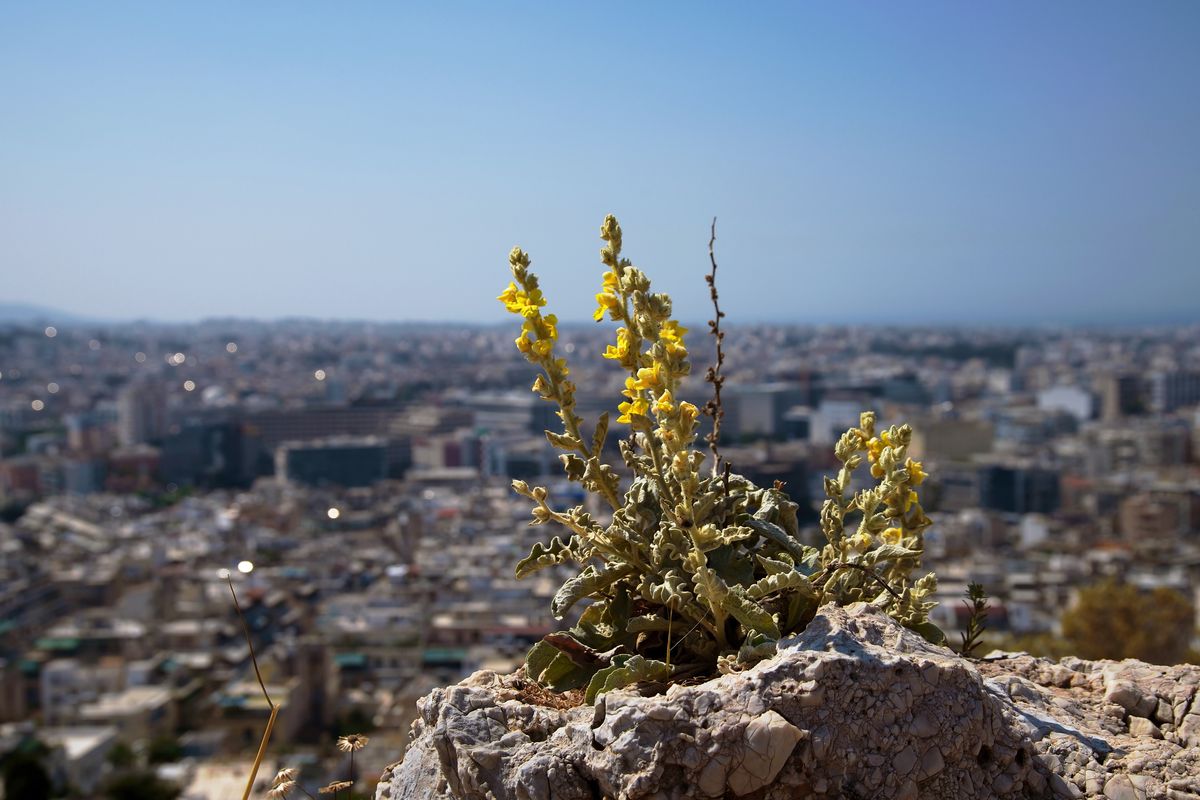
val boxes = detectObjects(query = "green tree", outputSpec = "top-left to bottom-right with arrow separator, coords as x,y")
107,742 -> 137,770
146,735 -> 183,765
2,752 -> 52,800
102,771 -> 180,800
1061,580 -> 1196,664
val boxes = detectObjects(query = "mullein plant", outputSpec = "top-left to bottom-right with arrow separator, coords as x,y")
499,215 -> 943,701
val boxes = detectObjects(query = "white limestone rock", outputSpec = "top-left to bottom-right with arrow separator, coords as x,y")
376,603 -> 1200,800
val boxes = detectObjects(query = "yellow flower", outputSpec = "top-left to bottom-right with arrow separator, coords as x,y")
497,282 -> 519,308
904,490 -> 918,512
532,339 -> 553,357
617,397 -> 648,424
632,363 -> 663,391
866,437 -> 884,463
870,462 -> 885,479
906,459 -> 927,486
653,391 -> 674,416
660,320 -> 687,343
679,401 -> 698,429
594,291 -> 621,322
515,335 -> 532,354
603,328 -> 631,361
881,527 -> 903,544
602,270 -> 619,290
846,532 -> 872,553
519,288 -> 546,317
498,283 -> 546,318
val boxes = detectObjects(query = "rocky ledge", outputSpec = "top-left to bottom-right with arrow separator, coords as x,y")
377,604 -> 1200,800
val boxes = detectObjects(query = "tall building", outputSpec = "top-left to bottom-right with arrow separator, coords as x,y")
1098,372 -> 1143,421
116,381 -> 167,447
276,437 -> 389,487
1148,371 -> 1200,414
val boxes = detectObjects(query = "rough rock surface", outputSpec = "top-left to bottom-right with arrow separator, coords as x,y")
376,604 -> 1200,800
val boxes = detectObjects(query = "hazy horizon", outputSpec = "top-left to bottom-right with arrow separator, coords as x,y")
3,3 -> 1199,326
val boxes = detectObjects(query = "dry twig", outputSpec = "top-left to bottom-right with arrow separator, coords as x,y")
702,217 -> 731,492
226,573 -> 279,800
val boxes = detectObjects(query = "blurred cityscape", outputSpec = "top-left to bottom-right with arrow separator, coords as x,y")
2,317 -> 1199,797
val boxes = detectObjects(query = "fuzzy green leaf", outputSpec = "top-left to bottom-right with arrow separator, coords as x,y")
745,570 -> 816,600
626,614 -> 672,633
551,562 -> 635,619
546,430 -> 583,451
743,517 -> 812,564
867,544 -> 922,563
726,586 -> 781,639
525,641 -> 596,692
592,412 -> 610,456
691,565 -> 729,618
908,620 -> 948,647
515,536 -> 575,579
584,655 -> 671,703
707,544 -> 756,588
640,569 -> 695,606
756,553 -> 795,575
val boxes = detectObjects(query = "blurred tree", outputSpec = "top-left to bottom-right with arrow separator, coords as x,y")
2,751 -> 52,800
146,735 -> 183,764
1061,580 -> 1195,664
102,771 -> 179,800
107,742 -> 136,770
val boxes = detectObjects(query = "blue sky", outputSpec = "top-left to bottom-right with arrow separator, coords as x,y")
1,2 -> 1198,325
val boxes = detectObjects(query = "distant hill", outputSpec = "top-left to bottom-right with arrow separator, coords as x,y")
0,303 -> 94,325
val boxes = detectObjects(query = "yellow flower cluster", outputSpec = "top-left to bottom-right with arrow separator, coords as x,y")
501,215 -> 705,528
497,248 -> 572,409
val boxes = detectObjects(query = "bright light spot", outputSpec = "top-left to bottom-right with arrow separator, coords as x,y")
314,369 -> 327,381
217,568 -> 231,580
46,382 -> 60,394
237,560 -> 254,574
183,380 -> 196,392
44,326 -> 57,338
169,352 -> 186,366
563,342 -> 576,354
88,339 -> 101,350
134,352 -> 147,363
31,399 -> 44,411
226,342 -> 238,354
0,371 -> 4,380
326,507 -> 341,520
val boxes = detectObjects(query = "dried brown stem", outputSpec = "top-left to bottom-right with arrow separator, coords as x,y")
702,217 -> 729,492
227,574 -> 277,800
226,575 -> 274,708
815,561 -> 903,601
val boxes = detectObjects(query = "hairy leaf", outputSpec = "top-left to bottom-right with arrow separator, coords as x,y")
745,570 -> 815,600
592,412 -> 610,456
584,655 -> 671,703
866,543 -> 922,564
551,562 -> 636,619
640,569 -> 695,606
546,430 -> 583,451
627,614 -> 672,633
743,517 -> 812,564
907,620 -> 948,647
516,536 -> 576,579
525,640 -> 596,692
726,586 -> 781,639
